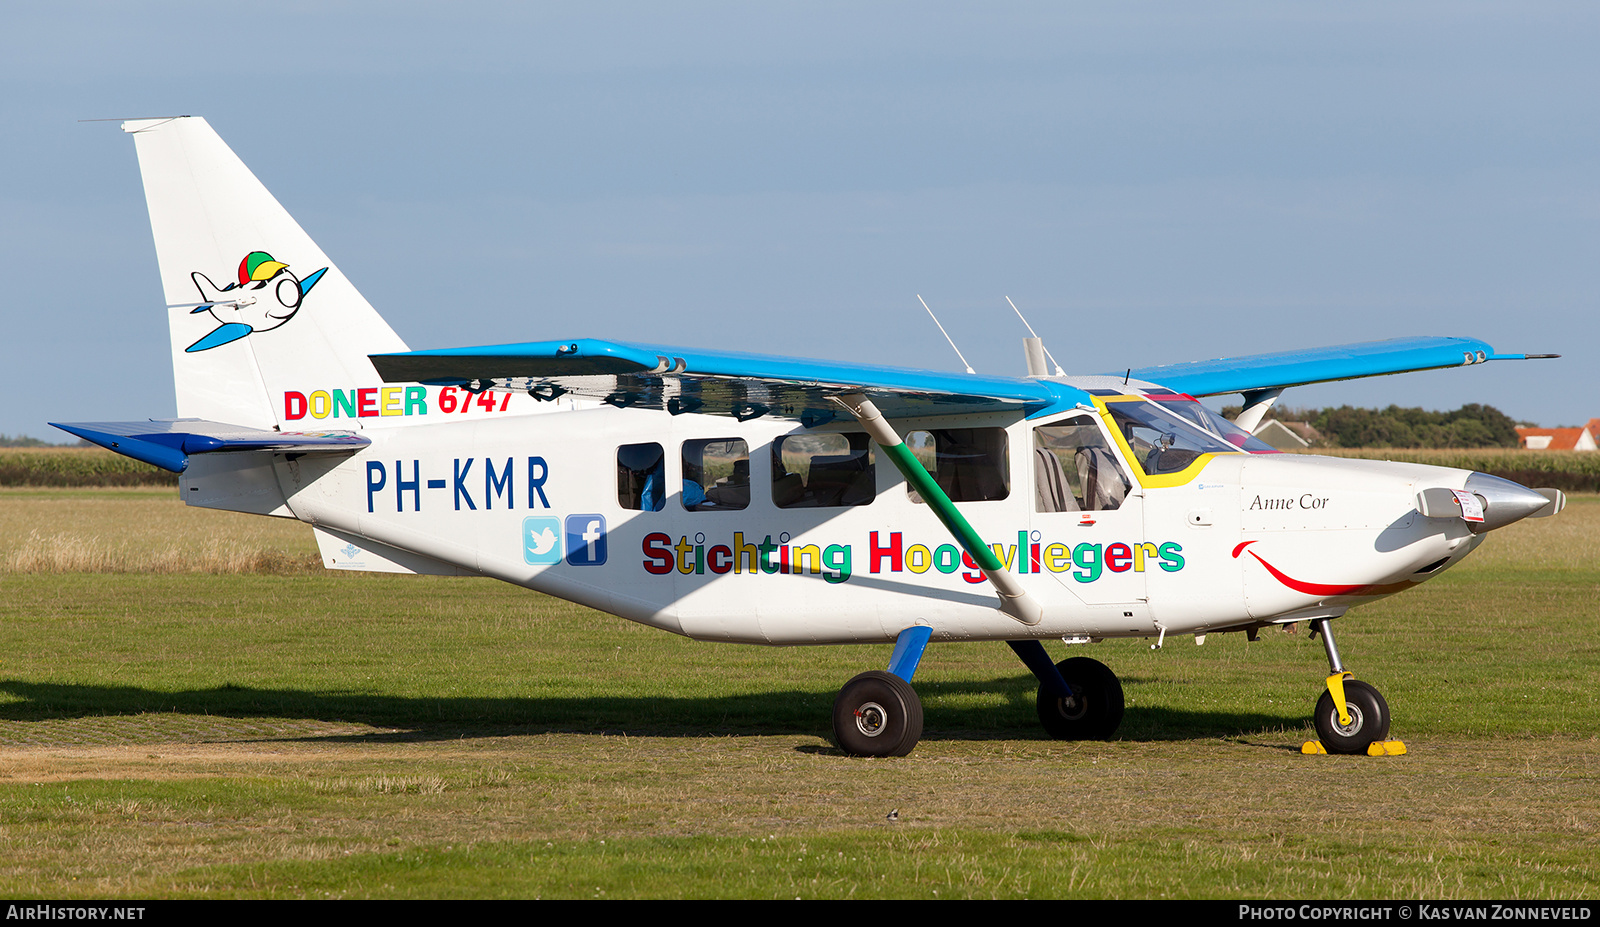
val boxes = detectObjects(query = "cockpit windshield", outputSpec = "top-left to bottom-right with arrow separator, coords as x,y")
1147,395 -> 1281,454
1104,399 -> 1245,476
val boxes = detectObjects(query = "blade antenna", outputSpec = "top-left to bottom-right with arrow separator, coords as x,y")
917,295 -> 976,374
1005,296 -> 1065,376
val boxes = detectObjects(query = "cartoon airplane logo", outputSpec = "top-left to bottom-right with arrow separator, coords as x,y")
183,251 -> 327,352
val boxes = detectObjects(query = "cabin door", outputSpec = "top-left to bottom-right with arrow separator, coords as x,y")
1028,414 -> 1148,606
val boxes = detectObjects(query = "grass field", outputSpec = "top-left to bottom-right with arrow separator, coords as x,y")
0,488 -> 1596,898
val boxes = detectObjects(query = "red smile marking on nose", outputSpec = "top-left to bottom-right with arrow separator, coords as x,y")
1231,539 -> 1366,596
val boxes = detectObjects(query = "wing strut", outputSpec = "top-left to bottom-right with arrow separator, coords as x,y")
832,392 -> 1043,626
1232,387 -> 1283,433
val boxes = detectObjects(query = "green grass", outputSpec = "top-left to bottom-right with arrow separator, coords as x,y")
0,487 -> 318,573
0,494 -> 1596,898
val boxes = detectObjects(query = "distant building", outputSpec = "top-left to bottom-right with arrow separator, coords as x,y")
1251,420 -> 1324,451
1515,426 -> 1596,451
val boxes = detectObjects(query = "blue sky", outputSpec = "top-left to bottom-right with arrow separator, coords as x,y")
4,2 -> 1596,440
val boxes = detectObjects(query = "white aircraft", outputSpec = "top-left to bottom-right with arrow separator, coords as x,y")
56,117 -> 1564,757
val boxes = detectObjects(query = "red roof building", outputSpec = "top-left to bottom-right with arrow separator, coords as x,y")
1516,426 -> 1596,451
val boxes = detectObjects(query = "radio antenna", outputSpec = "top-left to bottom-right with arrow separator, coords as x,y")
917,295 -> 976,374
1005,296 -> 1066,376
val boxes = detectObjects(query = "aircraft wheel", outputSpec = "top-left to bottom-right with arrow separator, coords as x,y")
1036,656 -> 1124,740
1313,680 -> 1391,755
832,671 -> 923,757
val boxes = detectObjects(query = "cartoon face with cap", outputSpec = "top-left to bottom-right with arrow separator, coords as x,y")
183,251 -> 328,353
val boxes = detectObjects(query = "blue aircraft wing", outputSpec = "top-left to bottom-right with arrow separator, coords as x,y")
369,334 -> 1552,424
1121,336 -> 1550,398
50,419 -> 370,473
370,339 -> 1069,424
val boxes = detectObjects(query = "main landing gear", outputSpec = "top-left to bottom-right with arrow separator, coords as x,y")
833,671 -> 923,758
1307,618 -> 1392,755
830,630 -> 1129,758
832,627 -> 930,757
1010,641 -> 1125,741
833,621 -> 1396,755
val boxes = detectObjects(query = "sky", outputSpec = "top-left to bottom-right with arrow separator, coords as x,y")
3,2 -> 1596,441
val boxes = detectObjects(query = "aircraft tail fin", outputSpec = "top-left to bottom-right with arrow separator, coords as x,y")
123,116 -> 408,430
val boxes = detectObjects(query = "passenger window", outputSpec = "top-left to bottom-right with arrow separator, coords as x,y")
1034,418 -> 1128,513
681,438 -> 750,511
618,442 -> 665,511
772,433 -> 875,508
905,428 -> 1009,503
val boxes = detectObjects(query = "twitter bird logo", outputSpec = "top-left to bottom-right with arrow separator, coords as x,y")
522,517 -> 563,565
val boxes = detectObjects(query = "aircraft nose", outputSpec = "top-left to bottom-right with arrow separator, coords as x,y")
1416,472 -> 1559,532
1463,473 -> 1558,531
1465,473 -> 1548,534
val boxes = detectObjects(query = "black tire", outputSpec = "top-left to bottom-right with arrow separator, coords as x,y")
832,671 -> 923,757
1036,656 -> 1124,740
1313,679 -> 1391,755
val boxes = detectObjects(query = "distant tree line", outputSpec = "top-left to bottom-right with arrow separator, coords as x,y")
1219,403 -> 1523,449
0,434 -> 81,448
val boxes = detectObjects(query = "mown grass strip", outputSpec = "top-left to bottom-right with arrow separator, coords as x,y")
163,826 -> 1596,899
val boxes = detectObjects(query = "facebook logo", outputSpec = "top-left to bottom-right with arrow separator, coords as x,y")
565,514 -> 607,566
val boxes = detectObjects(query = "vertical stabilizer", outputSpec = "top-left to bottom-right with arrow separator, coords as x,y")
124,116 -> 408,430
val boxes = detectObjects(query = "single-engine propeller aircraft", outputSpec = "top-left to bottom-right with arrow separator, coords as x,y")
56,117 -> 1565,756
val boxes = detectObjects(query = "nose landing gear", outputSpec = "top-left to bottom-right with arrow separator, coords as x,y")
1307,618 -> 1401,755
1313,675 -> 1390,754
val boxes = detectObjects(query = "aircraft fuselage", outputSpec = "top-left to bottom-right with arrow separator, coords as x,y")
183,392 -> 1488,648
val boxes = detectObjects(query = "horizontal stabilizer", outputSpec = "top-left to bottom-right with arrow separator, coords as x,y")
1123,336 -> 1549,398
50,419 -> 369,473
371,339 -> 1060,422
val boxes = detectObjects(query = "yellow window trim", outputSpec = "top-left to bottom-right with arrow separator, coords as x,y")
1093,396 -> 1239,489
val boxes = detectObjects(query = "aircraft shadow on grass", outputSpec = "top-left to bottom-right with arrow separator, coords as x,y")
0,678 -> 1296,746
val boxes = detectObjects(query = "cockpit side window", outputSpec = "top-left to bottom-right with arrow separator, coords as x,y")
1150,397 -> 1280,454
1034,416 -> 1129,512
1105,400 -> 1239,477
